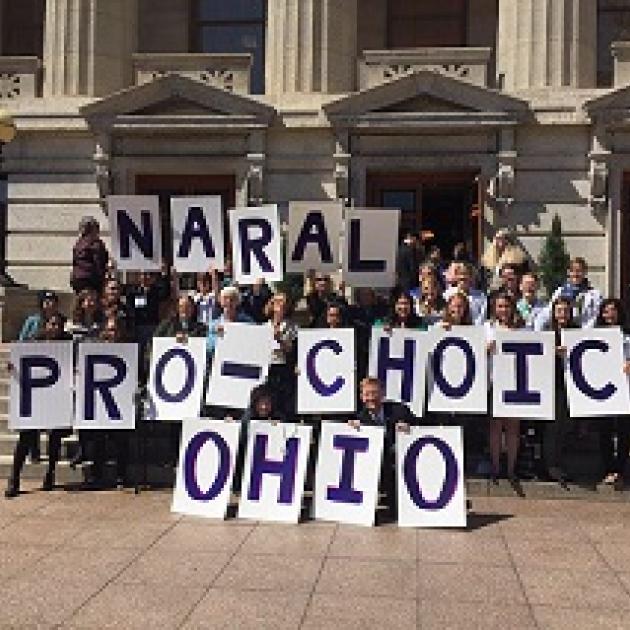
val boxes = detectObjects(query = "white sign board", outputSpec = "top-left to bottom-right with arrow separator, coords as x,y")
206,323 -> 274,409
147,337 -> 207,421
428,326 -> 487,414
229,205 -> 282,284
562,327 -> 630,418
9,342 -> 74,430
108,195 -> 161,271
286,201 -> 343,273
369,327 -> 429,417
172,196 -> 225,273
238,421 -> 311,523
492,330 -> 556,420
75,343 -> 138,430
313,422 -> 384,527
397,426 -> 466,528
172,418 -> 241,519
297,328 -> 356,414
342,208 -> 399,288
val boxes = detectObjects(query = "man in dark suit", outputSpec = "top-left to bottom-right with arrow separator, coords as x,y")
349,377 -> 415,520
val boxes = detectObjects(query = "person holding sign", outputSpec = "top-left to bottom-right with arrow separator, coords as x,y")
377,289 -> 426,332
443,262 -> 487,325
412,275 -> 445,326
230,383 -> 286,492
67,288 -> 104,471
206,287 -> 254,355
595,299 -> 630,487
153,295 -> 208,465
305,272 -> 346,328
485,292 -> 525,482
432,292 -> 483,463
349,377 -> 415,519
542,297 -> 578,483
6,313 -> 72,498
189,269 -> 221,327
264,293 -> 298,421
89,315 -> 133,488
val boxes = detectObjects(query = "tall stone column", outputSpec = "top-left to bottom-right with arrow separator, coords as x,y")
44,0 -> 137,97
266,0 -> 357,95
497,0 -> 596,90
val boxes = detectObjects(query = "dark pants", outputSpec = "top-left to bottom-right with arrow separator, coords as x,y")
599,417 -> 630,477
543,384 -> 570,473
268,363 -> 296,422
9,429 -> 63,486
91,430 -> 130,482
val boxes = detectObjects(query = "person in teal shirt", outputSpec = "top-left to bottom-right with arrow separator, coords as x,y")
16,290 -> 60,463
18,290 -> 59,341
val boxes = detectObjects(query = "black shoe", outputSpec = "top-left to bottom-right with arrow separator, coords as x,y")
29,451 -> 41,464
5,479 -> 19,498
42,472 -> 54,491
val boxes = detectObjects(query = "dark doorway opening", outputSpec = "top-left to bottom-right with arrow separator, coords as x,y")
367,171 -> 481,261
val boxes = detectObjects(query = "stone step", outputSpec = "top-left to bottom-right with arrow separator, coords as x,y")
0,433 -> 78,457
0,457 -> 85,483
465,478 -> 630,502
0,457 -> 175,486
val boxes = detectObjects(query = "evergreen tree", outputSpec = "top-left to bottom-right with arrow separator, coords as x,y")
538,214 -> 570,297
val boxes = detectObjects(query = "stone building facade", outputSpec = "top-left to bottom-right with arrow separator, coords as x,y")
2,0 -> 630,301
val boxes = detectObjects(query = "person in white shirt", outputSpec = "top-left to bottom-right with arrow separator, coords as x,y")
485,292 -> 525,482
595,298 -> 630,487
516,272 -> 547,330
189,268 -> 220,327
538,257 -> 602,329
443,262 -> 487,325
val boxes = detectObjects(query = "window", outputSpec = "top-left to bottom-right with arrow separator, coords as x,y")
2,0 -> 44,57
193,0 -> 266,94
598,5 -> 630,86
387,0 -> 467,48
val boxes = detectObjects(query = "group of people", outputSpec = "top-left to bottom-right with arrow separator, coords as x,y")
5,217 -> 630,505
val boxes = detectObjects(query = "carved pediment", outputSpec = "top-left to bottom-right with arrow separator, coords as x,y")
133,96 -> 224,116
80,73 -> 275,129
376,94 -> 475,113
585,84 -> 630,125
325,70 -> 529,126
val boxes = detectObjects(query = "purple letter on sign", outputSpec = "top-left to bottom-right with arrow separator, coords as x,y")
432,337 -> 476,399
178,206 -> 216,259
403,436 -> 459,511
569,340 -> 617,401
326,434 -> 369,504
348,218 -> 385,272
238,217 -> 274,274
19,356 -> 60,417
154,347 -> 195,403
248,433 -> 299,504
377,336 -> 415,403
306,339 -> 345,396
84,355 -> 127,421
184,431 -> 231,501
291,211 -> 333,264
501,341 -> 543,405
117,209 -> 154,259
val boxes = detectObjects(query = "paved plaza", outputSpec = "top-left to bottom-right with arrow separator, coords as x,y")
0,485 -> 629,629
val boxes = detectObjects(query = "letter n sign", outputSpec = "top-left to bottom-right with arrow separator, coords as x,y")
108,196 -> 162,271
